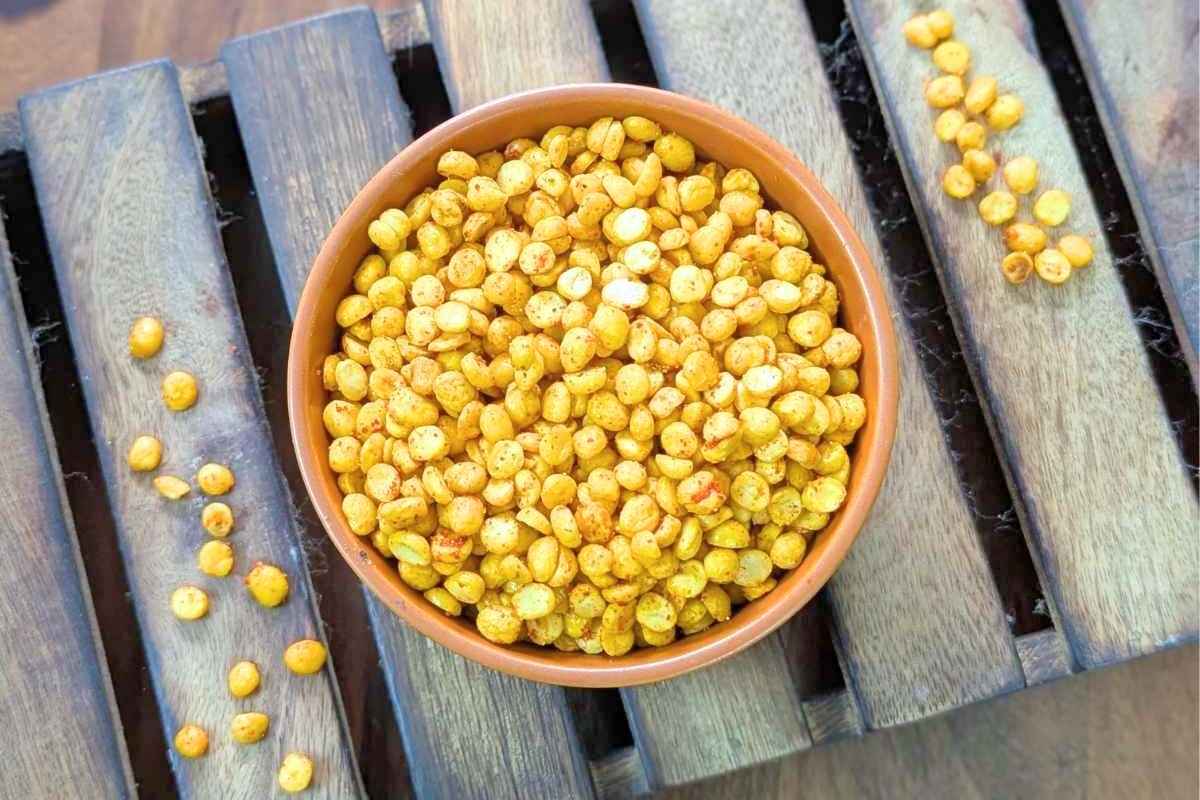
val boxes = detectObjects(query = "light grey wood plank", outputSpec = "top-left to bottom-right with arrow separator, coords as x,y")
20,60 -> 363,798
421,0 -> 610,111
632,0 -> 1024,728
847,0 -> 1198,670
0,215 -> 135,799
221,9 -> 596,799
1059,0 -> 1198,380
1015,629 -> 1074,687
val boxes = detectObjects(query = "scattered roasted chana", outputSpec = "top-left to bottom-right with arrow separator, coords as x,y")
979,192 -> 1018,227
228,660 -> 261,698
161,371 -> 198,411
961,149 -> 996,183
1004,223 -> 1048,255
942,164 -> 976,199
1034,249 -> 1072,284
986,94 -> 1024,130
1033,189 -> 1071,227
154,475 -> 191,500
202,502 -> 235,537
1058,235 -> 1093,268
197,540 -> 235,577
1001,252 -> 1034,285
245,562 -> 289,608
321,116 -> 867,653
127,435 -> 162,472
171,586 -> 209,620
934,108 -> 966,142
174,724 -> 208,758
963,76 -> 997,115
1003,156 -> 1038,195
925,74 -> 965,108
284,639 -> 328,675
279,752 -> 314,794
197,463 -> 235,496
926,9 -> 954,39
230,712 -> 270,745
128,316 -> 164,359
932,40 -> 970,75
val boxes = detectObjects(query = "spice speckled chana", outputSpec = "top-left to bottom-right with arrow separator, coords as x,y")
128,316 -> 164,359
278,753 -> 314,794
161,371 -> 198,411
174,724 -> 208,758
228,660 -> 261,698
245,562 -> 289,608
127,435 -> 162,472
284,639 -> 328,675
319,116 -> 869,654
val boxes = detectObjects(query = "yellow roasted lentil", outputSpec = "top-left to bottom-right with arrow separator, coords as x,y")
320,116 -> 867,652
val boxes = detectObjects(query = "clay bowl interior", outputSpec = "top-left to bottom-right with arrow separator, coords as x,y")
289,84 -> 899,688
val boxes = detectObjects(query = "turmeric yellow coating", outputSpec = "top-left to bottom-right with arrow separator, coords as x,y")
320,117 -> 868,653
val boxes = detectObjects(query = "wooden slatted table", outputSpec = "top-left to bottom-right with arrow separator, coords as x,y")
0,1 -> 1193,797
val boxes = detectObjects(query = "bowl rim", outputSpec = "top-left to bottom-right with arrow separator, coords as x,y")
289,83 -> 899,687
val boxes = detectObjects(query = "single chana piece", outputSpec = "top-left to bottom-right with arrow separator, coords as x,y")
964,75 -> 998,114
941,164 -> 976,199
245,562 -> 289,608
1058,235 -> 1094,268
1034,249 -> 1072,284
987,94 -> 1024,130
925,74 -> 964,108
231,712 -> 270,745
171,586 -> 209,620
978,191 -> 1018,226
955,121 -> 986,153
961,149 -> 996,182
154,475 -> 190,500
174,724 -> 208,758
161,371 -> 198,411
903,14 -> 938,48
932,40 -> 970,75
202,502 -> 234,537
278,753 -> 315,794
927,9 -> 954,38
1001,252 -> 1034,285
197,540 -> 235,577
127,435 -> 162,472
196,463 -> 235,496
284,639 -> 328,675
128,317 -> 164,358
1004,223 -> 1048,254
933,109 -> 966,142
1003,156 -> 1038,194
228,660 -> 260,698
1033,189 -> 1071,227
653,133 -> 696,172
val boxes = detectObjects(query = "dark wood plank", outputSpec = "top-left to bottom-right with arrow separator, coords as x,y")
422,0 -> 817,784
591,747 -> 648,800
221,9 -> 596,799
633,0 -> 1024,727
802,691 -> 865,745
0,220 -> 135,799
421,0 -> 610,111
1059,0 -> 1198,380
847,0 -> 1198,670
19,61 -> 363,797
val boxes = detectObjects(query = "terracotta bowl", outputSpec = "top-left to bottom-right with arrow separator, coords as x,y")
289,84 -> 899,687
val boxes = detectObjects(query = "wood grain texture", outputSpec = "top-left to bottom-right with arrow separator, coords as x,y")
633,0 -> 1024,727
19,61 -> 362,798
847,0 -> 1198,669
1015,629 -> 1074,687
1059,0 -> 1199,380
421,0 -> 610,111
591,747 -> 648,800
622,638 -> 812,787
221,10 -> 595,799
0,220 -> 135,799
802,691 -> 865,745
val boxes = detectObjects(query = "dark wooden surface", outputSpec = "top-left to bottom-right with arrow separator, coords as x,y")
632,0 -> 1027,729
222,8 -> 596,798
19,61 -> 363,797
0,220 -> 136,799
847,0 -> 1198,670
1058,0 -> 1199,380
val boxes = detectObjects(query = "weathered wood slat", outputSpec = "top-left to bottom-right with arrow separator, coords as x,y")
0,223 -> 135,799
221,9 -> 595,799
1015,629 -> 1074,687
424,0 -> 816,785
19,61 -> 362,798
847,0 -> 1198,668
422,0 -> 610,111
1059,0 -> 1198,380
633,0 -> 1024,727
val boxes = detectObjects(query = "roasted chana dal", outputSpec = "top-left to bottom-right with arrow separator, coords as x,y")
319,116 -> 868,655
